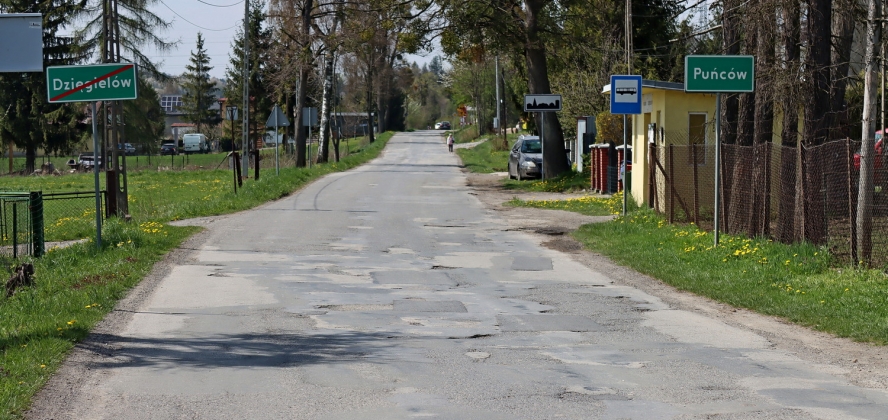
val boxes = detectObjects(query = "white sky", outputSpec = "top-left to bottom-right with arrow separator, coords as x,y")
144,0 -> 438,80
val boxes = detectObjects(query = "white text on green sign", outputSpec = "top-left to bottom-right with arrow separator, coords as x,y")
684,55 -> 754,93
46,64 -> 138,103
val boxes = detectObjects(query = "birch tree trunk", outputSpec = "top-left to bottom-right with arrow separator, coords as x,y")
317,50 -> 335,163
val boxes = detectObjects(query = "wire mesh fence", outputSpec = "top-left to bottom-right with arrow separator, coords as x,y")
42,191 -> 105,245
649,138 -> 888,267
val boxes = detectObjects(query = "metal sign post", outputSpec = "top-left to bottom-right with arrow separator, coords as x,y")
227,106 -> 239,191
609,75 -> 642,216
266,104 -> 290,176
683,55 -> 755,245
90,102 -> 101,248
302,107 -> 317,168
524,94 -> 562,180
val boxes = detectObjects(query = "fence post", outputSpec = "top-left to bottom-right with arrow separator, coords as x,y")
847,138 -> 857,263
668,144 -> 674,224
692,144 -> 699,226
29,191 -> 43,258
649,142 -> 656,210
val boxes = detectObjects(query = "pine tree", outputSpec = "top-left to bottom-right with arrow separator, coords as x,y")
180,33 -> 217,134
73,0 -> 175,76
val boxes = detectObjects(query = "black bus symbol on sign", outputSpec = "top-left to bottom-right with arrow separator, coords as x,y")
616,87 -> 637,95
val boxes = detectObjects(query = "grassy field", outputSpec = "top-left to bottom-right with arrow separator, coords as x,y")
0,133 -> 392,419
455,134 -> 888,345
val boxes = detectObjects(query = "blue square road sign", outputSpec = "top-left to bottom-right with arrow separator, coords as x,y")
610,75 -> 642,115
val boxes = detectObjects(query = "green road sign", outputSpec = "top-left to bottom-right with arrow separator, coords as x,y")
46,63 -> 138,103
684,55 -> 754,93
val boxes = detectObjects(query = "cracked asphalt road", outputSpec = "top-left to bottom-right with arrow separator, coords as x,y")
28,131 -> 888,419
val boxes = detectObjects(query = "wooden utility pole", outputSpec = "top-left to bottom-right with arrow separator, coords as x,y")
103,0 -> 128,217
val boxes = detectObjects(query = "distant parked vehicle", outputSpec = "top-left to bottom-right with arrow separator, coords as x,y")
77,153 -> 102,170
114,143 -> 136,156
508,135 -> 542,180
160,144 -> 178,156
182,133 -> 208,154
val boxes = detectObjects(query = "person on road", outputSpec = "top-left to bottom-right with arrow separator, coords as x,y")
447,132 -> 454,153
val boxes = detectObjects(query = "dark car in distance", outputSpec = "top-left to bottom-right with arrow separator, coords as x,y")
114,143 -> 136,156
160,143 -> 178,156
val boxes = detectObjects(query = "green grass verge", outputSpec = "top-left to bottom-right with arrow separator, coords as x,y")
455,133 -> 592,193
0,133 -> 392,418
455,134 -> 512,173
506,200 -> 887,345
506,191 -> 626,216
503,171 -> 592,193
572,210 -> 888,344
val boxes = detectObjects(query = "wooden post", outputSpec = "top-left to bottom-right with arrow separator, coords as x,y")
847,138 -> 857,262
649,142 -> 656,210
668,144 -> 674,223
692,144 -> 700,225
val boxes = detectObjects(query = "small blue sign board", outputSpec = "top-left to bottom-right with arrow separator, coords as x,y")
610,75 -> 642,115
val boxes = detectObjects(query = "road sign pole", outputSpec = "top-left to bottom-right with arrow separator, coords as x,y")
714,93 -> 722,246
275,110 -> 279,176
541,112 -> 545,181
91,102 -> 101,248
623,114 -> 628,216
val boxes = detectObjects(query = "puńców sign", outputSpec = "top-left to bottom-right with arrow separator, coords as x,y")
684,55 -> 754,93
46,63 -> 138,103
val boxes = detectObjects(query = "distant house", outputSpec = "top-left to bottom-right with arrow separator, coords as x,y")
160,89 -> 223,141
170,122 -> 195,145
161,94 -> 185,140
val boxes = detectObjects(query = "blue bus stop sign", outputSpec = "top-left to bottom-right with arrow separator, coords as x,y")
610,75 -> 642,115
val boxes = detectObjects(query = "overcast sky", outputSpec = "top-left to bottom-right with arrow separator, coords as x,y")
144,0 -> 439,80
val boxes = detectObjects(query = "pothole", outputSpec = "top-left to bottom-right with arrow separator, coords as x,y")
542,238 -> 583,252
534,227 -> 570,236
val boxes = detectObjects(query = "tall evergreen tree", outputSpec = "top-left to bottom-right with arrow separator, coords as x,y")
180,33 -> 217,134
73,0 -> 175,76
0,0 -> 89,172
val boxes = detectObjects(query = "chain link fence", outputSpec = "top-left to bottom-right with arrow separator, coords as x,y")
42,191 -> 105,245
649,137 -> 888,267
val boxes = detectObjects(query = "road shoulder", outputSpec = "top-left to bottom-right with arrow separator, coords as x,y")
466,171 -> 888,391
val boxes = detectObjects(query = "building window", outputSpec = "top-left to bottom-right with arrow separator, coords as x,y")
688,113 -> 707,165
161,95 -> 183,113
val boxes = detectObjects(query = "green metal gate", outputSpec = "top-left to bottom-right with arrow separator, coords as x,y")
0,192 -> 44,258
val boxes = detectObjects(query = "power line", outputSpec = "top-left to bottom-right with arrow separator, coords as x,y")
158,0 -> 240,32
196,0 -> 244,7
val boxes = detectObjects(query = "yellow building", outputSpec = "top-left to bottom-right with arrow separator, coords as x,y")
602,80 -> 717,213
